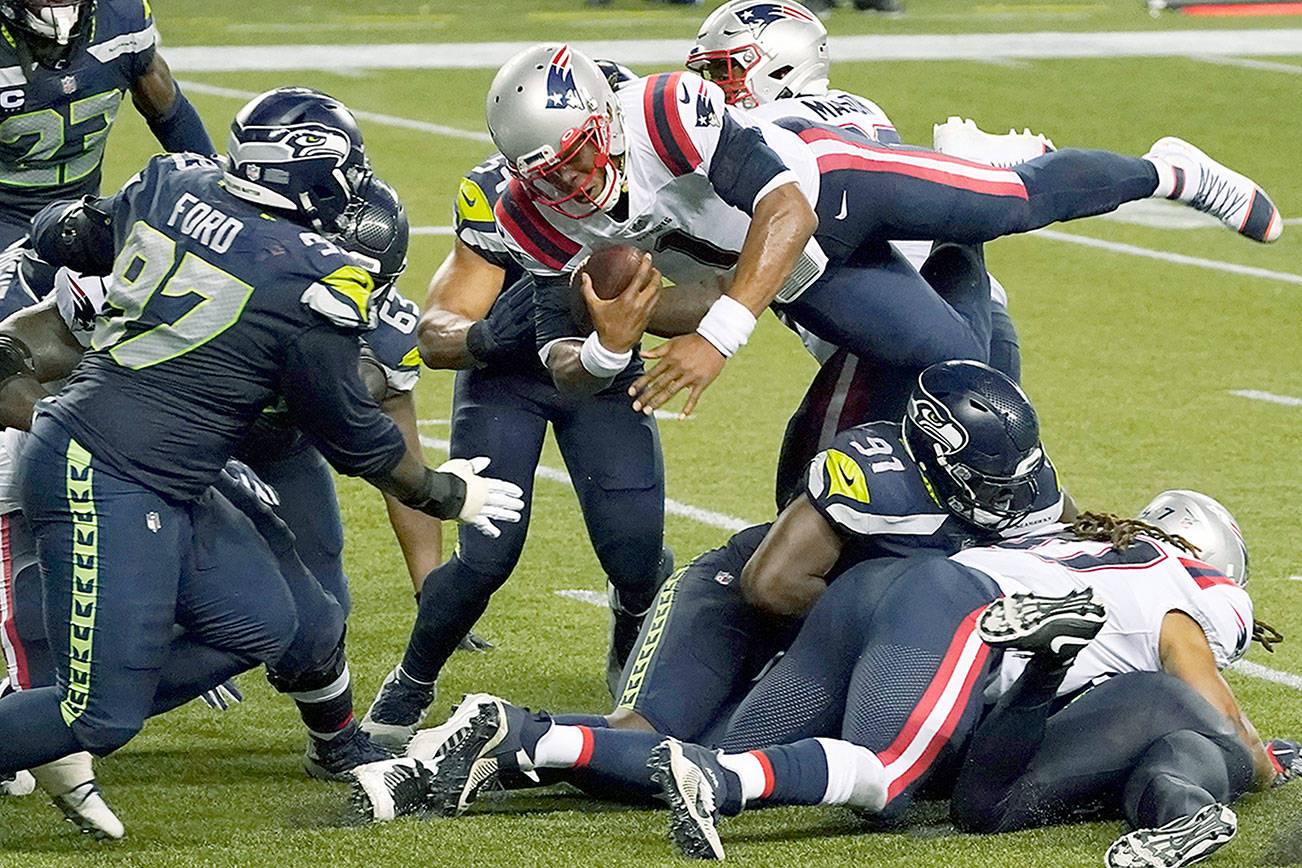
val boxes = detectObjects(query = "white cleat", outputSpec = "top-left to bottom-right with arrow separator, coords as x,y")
932,116 -> 1055,168
1144,136 -> 1282,242
1,769 -> 35,796
349,756 -> 439,823
51,781 -> 125,841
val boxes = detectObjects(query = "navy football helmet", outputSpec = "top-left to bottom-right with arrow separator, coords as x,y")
223,87 -> 370,233
330,173 -> 408,292
0,0 -> 93,46
903,360 -> 1045,531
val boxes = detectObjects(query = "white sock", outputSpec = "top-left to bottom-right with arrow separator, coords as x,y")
31,751 -> 94,797
531,723 -> 587,769
718,751 -> 768,805
1144,155 -> 1184,200
815,738 -> 888,812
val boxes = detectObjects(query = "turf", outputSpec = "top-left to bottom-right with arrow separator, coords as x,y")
2,1 -> 1300,865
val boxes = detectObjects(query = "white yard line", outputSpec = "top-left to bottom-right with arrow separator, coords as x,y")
165,30 -> 1302,72
1189,55 -> 1302,75
1031,229 -> 1302,287
418,427 -> 1300,690
1229,390 -> 1302,407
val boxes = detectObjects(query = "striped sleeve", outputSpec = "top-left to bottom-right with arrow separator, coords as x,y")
493,179 -> 584,276
641,72 -> 706,177
1176,559 -> 1254,667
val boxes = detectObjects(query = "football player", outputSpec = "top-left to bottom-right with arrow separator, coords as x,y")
0,87 -> 521,796
346,361 -> 1064,821
484,44 -> 1280,420
642,492 -> 1291,862
685,0 -> 1041,507
361,135 -> 676,752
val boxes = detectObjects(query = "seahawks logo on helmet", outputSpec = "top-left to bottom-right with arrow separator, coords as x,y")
545,46 -> 585,110
907,393 -> 968,455
231,123 -> 353,171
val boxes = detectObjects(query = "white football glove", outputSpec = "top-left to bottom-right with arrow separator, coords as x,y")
437,457 -> 524,538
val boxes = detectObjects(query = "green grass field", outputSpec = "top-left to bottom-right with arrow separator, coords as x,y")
2,1 -> 1301,864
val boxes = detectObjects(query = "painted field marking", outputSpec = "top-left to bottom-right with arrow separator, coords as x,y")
417,425 -> 1300,690
165,30 -> 1302,72
1190,55 -> 1302,75
1032,229 -> 1302,286
1230,390 -> 1302,407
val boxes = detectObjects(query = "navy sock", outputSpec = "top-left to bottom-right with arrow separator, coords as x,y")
0,687 -> 84,773
553,713 -> 610,729
572,728 -> 665,798
757,740 -> 830,807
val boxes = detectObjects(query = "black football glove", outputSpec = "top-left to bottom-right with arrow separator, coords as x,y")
1268,738 -> 1302,787
465,277 -> 534,365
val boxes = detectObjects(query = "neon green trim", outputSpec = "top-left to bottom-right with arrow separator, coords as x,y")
60,437 -> 97,727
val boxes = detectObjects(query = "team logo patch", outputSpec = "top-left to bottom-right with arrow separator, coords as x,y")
713,570 -> 734,586
908,393 -> 968,455
545,46 -> 585,110
732,2 -> 817,32
695,88 -> 718,128
233,123 -> 352,173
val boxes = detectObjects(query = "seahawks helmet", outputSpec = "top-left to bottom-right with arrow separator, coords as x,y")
485,44 -> 626,218
903,360 -> 1045,531
0,0 -> 93,46
686,0 -> 829,109
1137,490 -> 1250,587
330,173 -> 408,293
224,87 -> 371,234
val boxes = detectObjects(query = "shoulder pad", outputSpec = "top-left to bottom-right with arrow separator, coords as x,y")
299,239 -> 377,329
1175,557 -> 1255,667
805,423 -> 947,539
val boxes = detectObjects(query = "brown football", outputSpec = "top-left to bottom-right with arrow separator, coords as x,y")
576,245 -> 647,300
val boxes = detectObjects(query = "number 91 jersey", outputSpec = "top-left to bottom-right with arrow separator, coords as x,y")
805,421 -> 1065,562
0,0 -> 158,220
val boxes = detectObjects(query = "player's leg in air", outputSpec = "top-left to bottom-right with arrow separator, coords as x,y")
551,389 -> 673,697
949,592 -> 1257,867
349,524 -> 798,822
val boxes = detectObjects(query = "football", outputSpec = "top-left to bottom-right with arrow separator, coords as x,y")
575,245 -> 647,300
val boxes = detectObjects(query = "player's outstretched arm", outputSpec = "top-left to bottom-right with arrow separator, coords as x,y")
0,297 -> 86,429
130,53 -> 216,157
418,239 -> 507,370
377,389 -> 445,590
630,182 -> 816,417
1158,611 -> 1276,789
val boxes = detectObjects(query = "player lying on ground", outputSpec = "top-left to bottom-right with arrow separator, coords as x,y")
0,87 -> 521,806
347,360 -> 1066,819
486,43 -> 1281,418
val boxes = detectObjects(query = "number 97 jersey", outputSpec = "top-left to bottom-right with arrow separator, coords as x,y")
805,421 -> 1065,561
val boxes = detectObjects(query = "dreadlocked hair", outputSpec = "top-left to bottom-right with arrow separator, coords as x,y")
1068,511 -> 1199,555
1067,511 -> 1283,653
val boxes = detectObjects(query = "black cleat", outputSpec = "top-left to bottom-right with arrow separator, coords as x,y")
1105,803 -> 1237,867
977,588 -> 1107,660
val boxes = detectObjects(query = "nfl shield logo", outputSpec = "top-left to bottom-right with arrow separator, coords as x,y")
146,511 -> 161,533
60,75 -> 77,94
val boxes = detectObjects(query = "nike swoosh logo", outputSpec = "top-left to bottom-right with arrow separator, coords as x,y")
719,26 -> 749,36
834,191 -> 848,220
836,464 -> 857,490
461,191 -> 477,208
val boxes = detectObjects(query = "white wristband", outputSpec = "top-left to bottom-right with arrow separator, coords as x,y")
696,295 -> 757,358
579,332 -> 632,378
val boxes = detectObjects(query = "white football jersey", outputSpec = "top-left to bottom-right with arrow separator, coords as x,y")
748,89 -> 899,145
953,529 -> 1254,700
495,71 -> 823,291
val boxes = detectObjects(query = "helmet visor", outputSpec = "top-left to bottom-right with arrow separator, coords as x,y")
946,447 -> 1045,530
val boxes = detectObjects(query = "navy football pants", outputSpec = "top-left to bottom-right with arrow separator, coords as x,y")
719,557 -> 1002,813
398,367 -> 665,685
952,669 -> 1255,832
0,416 -> 326,769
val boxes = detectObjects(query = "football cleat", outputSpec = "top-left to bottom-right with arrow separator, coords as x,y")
1105,802 -> 1237,867
1144,137 -> 1282,243
1,769 -> 35,797
304,724 -> 394,782
361,665 -> 436,752
51,781 -> 125,841
932,117 -> 1054,169
423,693 -> 539,816
977,588 -> 1107,660
648,739 -> 729,860
349,756 -> 440,823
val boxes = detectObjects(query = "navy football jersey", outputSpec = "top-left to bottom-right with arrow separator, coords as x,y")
0,0 -> 157,218
806,421 -> 1064,562
40,152 -> 406,500
366,291 -> 421,396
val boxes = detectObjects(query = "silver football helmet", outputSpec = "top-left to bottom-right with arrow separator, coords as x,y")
686,0 -> 829,109
485,44 -> 626,218
1137,490 -> 1250,587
